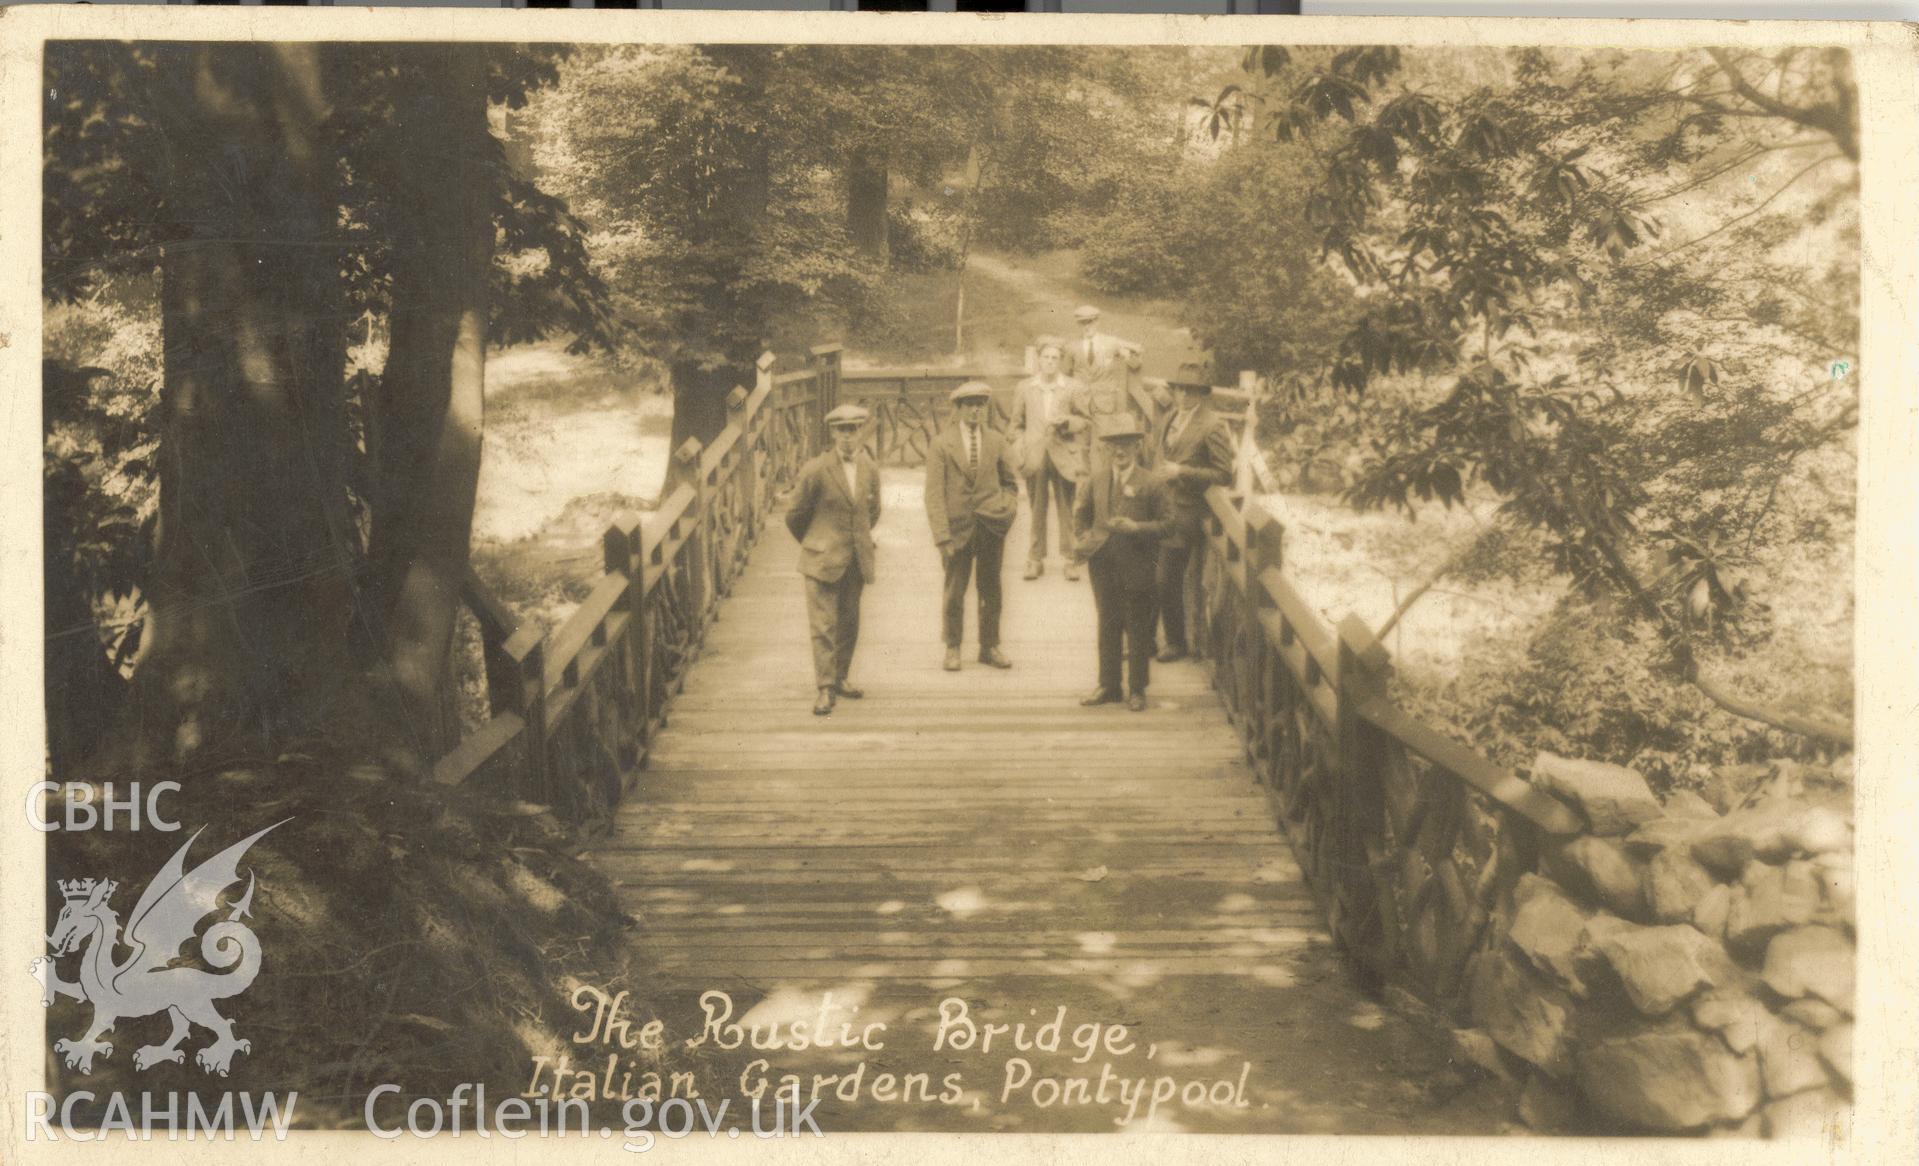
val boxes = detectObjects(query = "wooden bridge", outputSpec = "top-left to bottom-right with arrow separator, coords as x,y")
444,347 -> 1584,1133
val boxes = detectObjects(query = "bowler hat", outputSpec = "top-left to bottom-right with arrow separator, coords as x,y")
1171,380 -> 1212,396
824,404 -> 870,428
949,381 -> 993,404
1097,418 -> 1146,442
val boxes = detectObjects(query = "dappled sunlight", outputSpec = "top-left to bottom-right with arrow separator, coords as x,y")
1074,932 -> 1118,954
935,886 -> 989,918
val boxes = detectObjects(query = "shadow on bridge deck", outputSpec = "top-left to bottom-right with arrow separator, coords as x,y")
582,468 -> 1510,1135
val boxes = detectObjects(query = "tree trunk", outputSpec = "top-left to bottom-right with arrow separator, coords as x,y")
847,147 -> 891,262
127,43 -> 354,769
669,360 -> 744,459
364,45 -> 496,770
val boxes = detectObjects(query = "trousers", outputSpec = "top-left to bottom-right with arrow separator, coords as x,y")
1026,462 -> 1077,564
1088,556 -> 1155,696
804,570 -> 863,689
943,528 -> 1006,648
1156,539 -> 1203,654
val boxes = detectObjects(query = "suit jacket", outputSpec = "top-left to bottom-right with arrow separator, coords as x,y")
785,450 -> 881,584
1009,374 -> 1089,480
924,422 -> 1020,550
1155,402 -> 1236,543
1065,331 -> 1139,390
1073,463 -> 1172,589
1074,377 -> 1174,469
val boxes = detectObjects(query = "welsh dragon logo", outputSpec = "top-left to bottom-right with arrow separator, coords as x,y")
30,821 -> 286,1077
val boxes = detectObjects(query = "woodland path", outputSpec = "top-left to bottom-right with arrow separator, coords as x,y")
580,469 -> 1508,1134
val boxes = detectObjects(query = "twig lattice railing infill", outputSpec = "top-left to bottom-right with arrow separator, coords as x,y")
435,346 -> 842,817
1192,482 -> 1583,1014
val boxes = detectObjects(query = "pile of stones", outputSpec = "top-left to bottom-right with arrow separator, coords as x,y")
1449,752 -> 1853,1137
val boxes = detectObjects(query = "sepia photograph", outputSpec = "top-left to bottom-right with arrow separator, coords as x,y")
11,12 -> 1912,1155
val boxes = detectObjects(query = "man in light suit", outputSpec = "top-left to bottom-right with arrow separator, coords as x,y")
925,382 -> 1021,672
1009,340 -> 1088,582
1073,420 -> 1173,712
1153,382 -> 1237,663
1067,305 -> 1167,475
785,404 -> 881,716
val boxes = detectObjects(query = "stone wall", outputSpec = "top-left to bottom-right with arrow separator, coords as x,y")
1442,753 -> 1853,1137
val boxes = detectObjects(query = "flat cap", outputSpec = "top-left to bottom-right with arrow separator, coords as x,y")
823,404 -> 870,428
949,381 -> 993,404
1072,304 -> 1102,322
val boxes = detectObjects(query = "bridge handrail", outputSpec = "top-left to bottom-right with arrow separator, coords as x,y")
1191,475 -> 1580,1012
436,345 -> 843,815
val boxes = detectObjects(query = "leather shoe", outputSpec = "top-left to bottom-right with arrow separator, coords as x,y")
835,682 -> 864,699
1127,693 -> 1148,712
1156,648 -> 1188,664
813,689 -> 835,716
1080,687 -> 1121,707
1063,563 -> 1081,581
978,647 -> 1012,669
943,648 -> 962,672
1023,562 -> 1042,581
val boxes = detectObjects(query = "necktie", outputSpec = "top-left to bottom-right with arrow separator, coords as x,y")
966,425 -> 979,469
1085,338 -> 1095,368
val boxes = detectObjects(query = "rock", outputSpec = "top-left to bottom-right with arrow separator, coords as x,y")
1818,1024 -> 1852,1087
1813,853 -> 1855,925
1622,816 -> 1712,858
1549,836 -> 1647,919
1508,875 -> 1595,995
1756,1014 -> 1830,1099
1762,1087 -> 1851,1139
1727,862 -> 1819,951
1781,998 -> 1846,1030
1518,1071 -> 1579,1132
1785,806 -> 1851,856
1469,947 -> 1576,1077
1663,789 -> 1720,820
1448,1027 -> 1514,1081
1594,923 -> 1735,1016
1532,752 -> 1663,836
1647,849 -> 1718,923
1762,926 -> 1854,1013
1693,883 -> 1733,940
1577,1022 -> 1761,1131
1691,799 -> 1824,875
1703,762 -> 1771,814
1693,989 -> 1768,1054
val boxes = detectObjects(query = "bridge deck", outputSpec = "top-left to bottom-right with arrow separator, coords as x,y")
585,468 -> 1503,1134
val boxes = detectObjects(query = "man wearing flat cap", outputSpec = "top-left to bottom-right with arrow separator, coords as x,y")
1010,339 -> 1088,582
1072,419 -> 1173,712
1153,380 -> 1236,663
925,382 -> 1020,672
785,404 -> 881,716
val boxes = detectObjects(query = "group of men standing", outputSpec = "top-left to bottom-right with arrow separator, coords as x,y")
784,304 -> 1235,717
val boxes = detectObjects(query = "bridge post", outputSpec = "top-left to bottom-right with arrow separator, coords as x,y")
729,383 -> 759,545
809,344 -> 843,450
675,437 -> 711,629
1235,370 -> 1260,496
605,516 -> 650,776
1334,614 -> 1392,978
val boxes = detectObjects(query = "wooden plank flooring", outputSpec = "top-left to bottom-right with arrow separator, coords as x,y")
584,469 -> 1505,1135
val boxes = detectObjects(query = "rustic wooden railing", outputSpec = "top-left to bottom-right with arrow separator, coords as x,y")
1190,481 -> 1584,1015
433,345 -> 842,816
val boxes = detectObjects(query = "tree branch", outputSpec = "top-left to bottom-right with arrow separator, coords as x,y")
1703,48 -> 1858,160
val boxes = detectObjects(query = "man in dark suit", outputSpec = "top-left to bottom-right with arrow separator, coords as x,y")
1153,381 -> 1236,663
1073,420 -> 1172,712
925,382 -> 1021,672
785,404 -> 881,716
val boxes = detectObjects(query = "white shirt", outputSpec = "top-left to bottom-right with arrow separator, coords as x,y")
1167,406 -> 1198,449
841,457 -> 858,498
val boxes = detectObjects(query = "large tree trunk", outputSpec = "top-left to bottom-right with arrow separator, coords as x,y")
847,147 -> 891,262
668,361 -> 743,458
364,46 -> 495,770
127,43 -> 354,769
